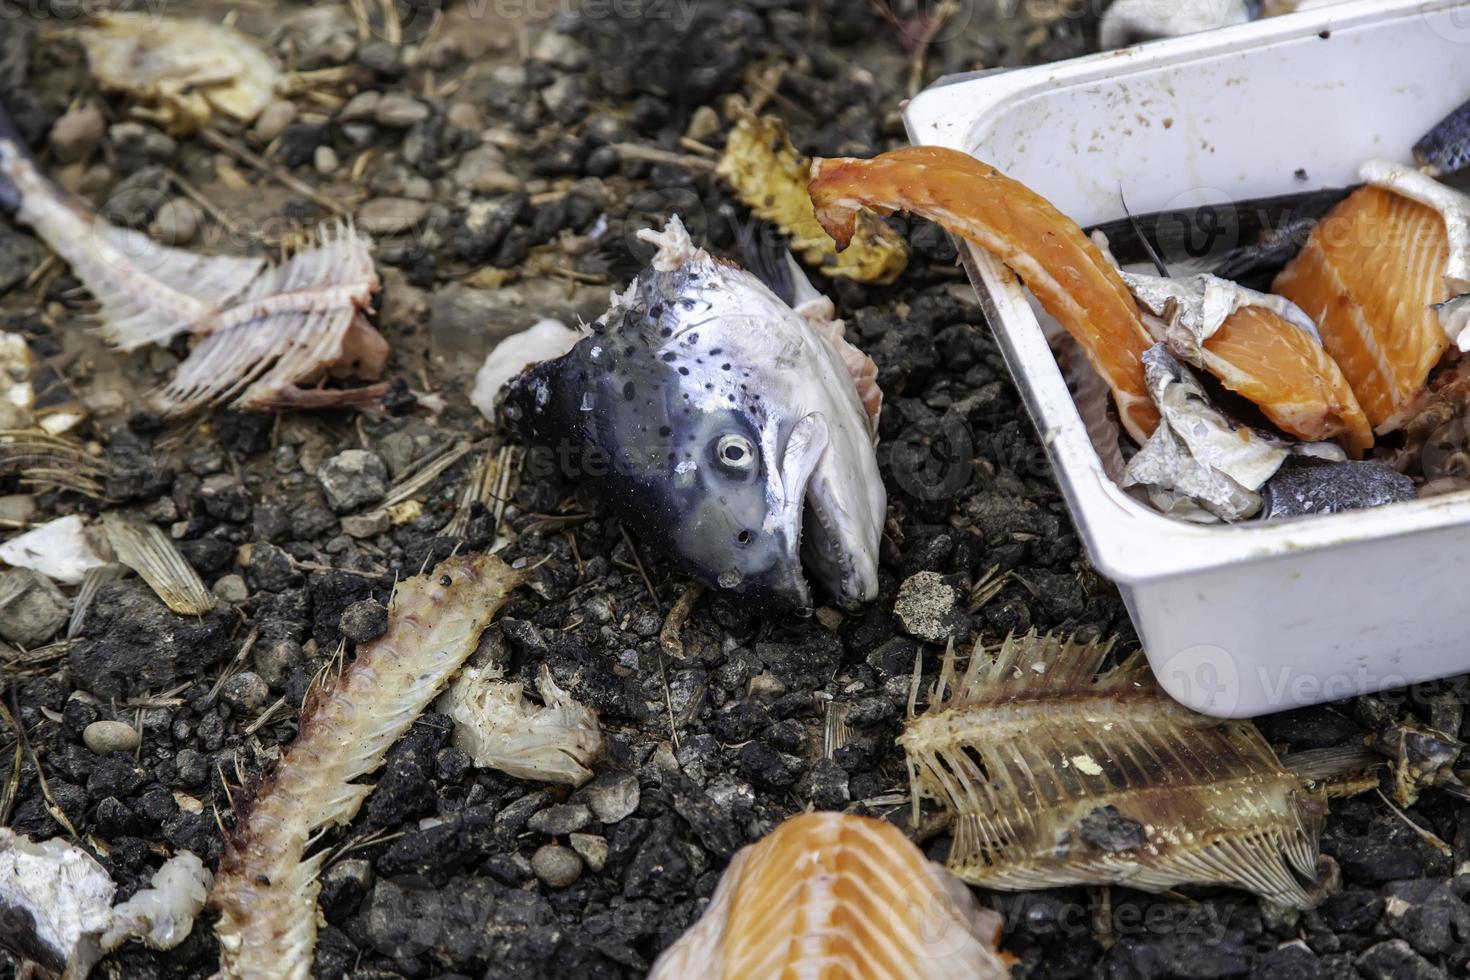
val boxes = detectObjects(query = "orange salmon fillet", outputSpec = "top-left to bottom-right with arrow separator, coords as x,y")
1274,185 -> 1452,432
809,146 -> 1161,444
1202,306 -> 1373,455
647,811 -> 1011,980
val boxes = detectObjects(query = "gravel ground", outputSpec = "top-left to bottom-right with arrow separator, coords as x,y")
1,2 -> 1468,979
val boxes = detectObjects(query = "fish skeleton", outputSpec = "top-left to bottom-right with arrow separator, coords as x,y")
486,216 -> 885,612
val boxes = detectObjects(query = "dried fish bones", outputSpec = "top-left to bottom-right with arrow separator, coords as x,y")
0,129 -> 387,415
900,632 -> 1329,908
648,811 -> 1011,980
210,554 -> 523,980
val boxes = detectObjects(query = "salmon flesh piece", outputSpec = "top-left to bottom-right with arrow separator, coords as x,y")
809,146 -> 1161,444
647,811 -> 1011,980
1201,306 -> 1374,455
809,146 -> 1370,455
1274,185 -> 1453,432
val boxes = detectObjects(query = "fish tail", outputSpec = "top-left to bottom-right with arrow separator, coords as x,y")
0,100 -> 25,213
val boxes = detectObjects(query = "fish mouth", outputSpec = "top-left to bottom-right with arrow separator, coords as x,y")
750,411 -> 830,613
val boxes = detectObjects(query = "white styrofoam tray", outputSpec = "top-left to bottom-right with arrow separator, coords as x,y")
903,0 -> 1470,717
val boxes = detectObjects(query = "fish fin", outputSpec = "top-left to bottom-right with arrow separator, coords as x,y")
732,215 -> 799,306
472,318 -> 587,423
900,631 -> 1328,908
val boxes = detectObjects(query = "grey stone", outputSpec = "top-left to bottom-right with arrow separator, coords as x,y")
453,144 -> 523,194
49,102 -> 105,163
338,91 -> 381,122
0,225 -> 44,296
1355,940 -> 1450,980
376,431 -> 418,477
253,638 -> 303,689
212,574 -> 249,604
527,803 -> 591,836
339,598 -> 388,643
221,671 -> 269,712
82,720 -> 140,756
340,511 -> 390,538
0,569 -> 68,647
568,833 -> 607,872
893,571 -> 958,643
531,843 -> 582,889
530,31 -> 587,70
251,100 -> 298,143
374,93 -> 430,127
317,450 -> 388,513
357,197 -> 429,235
577,771 -> 639,824
150,198 -> 203,246
313,145 -> 340,176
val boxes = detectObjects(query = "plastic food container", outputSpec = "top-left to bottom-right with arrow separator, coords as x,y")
903,0 -> 1470,717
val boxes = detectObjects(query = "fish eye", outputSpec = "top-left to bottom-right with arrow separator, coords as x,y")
736,529 -> 752,546
715,434 -> 756,472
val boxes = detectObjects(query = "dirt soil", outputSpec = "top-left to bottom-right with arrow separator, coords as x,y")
1,1 -> 1468,979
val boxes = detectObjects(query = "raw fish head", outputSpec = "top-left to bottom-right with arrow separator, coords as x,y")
503,218 -> 884,611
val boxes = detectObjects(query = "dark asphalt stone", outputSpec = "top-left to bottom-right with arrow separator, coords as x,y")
69,583 -> 233,700
1322,804 -> 1454,883
1103,927 -> 1251,979
364,875 -> 561,972
735,741 -> 803,790
339,598 -> 389,643
319,858 -> 374,919
660,772 -> 739,859
622,816 -> 700,901
1381,879 -> 1470,958
1355,939 -> 1451,980
247,542 -> 301,592
1249,944 -> 1328,980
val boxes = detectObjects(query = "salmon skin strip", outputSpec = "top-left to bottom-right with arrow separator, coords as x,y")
808,145 -> 1161,444
1200,306 -> 1373,455
648,811 -> 1011,980
1274,185 -> 1453,431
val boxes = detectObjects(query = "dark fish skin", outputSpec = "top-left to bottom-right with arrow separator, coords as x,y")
1088,187 -> 1354,290
1415,97 -> 1470,177
1261,457 -> 1416,520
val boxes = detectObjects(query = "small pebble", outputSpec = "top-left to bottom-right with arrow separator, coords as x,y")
83,720 -> 141,756
251,100 -> 298,143
338,91 -> 381,122
339,598 -> 388,643
317,449 -> 389,512
579,771 -> 640,824
685,105 -> 721,142
221,671 -> 269,713
49,102 -> 105,163
748,672 -> 786,699
527,803 -> 591,836
314,145 -> 340,176
531,843 -> 582,889
893,571 -> 959,643
374,93 -> 430,127
150,198 -> 203,246
568,833 -> 608,873
357,197 -> 429,235
212,574 -> 249,604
